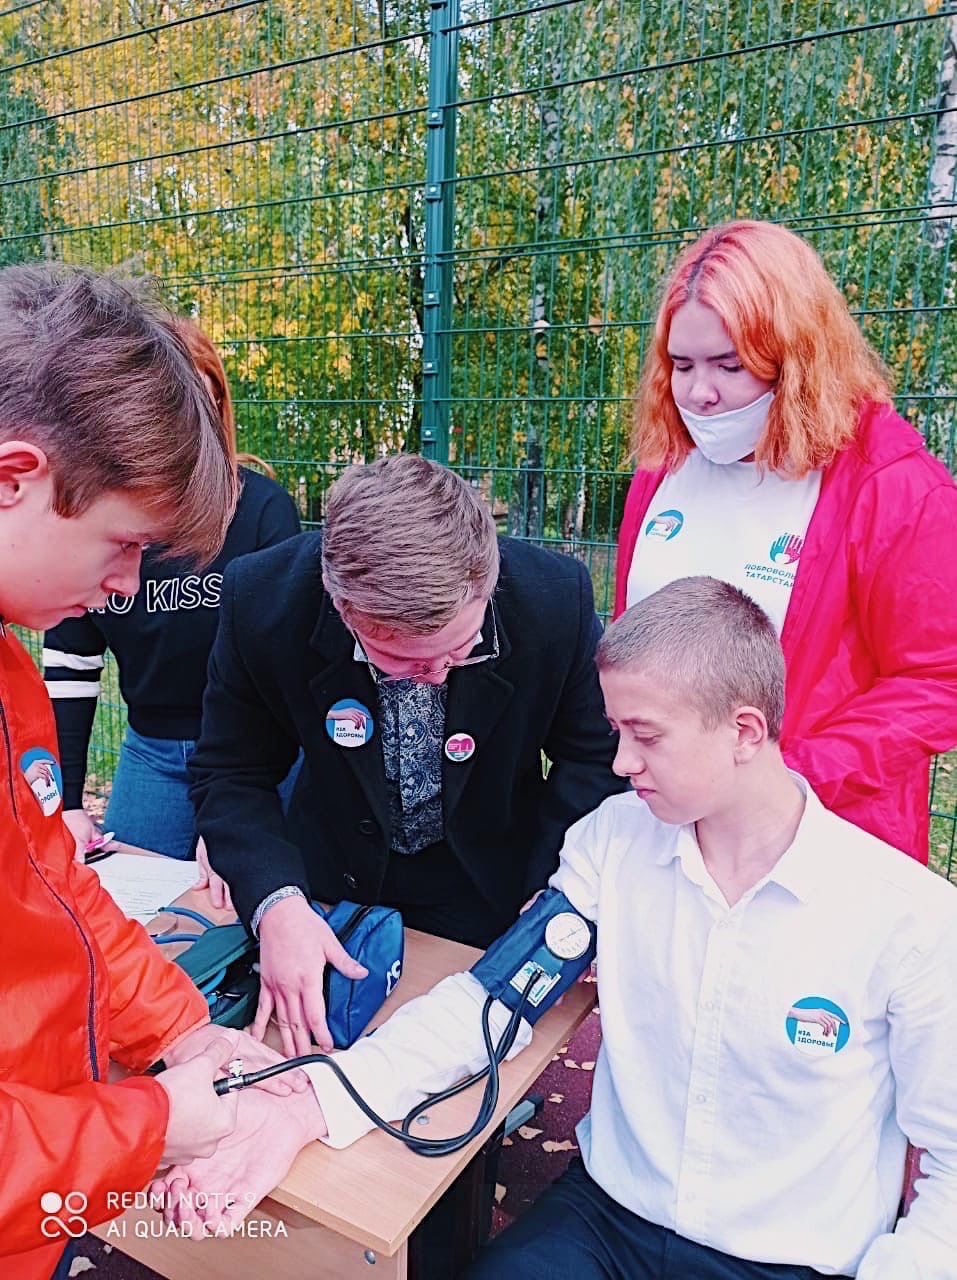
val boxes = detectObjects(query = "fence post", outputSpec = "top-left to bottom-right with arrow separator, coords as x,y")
420,0 -> 460,465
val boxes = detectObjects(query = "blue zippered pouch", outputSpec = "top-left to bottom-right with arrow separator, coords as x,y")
159,901 -> 404,1047
313,900 -> 405,1048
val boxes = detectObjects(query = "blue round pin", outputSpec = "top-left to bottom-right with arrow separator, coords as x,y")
326,699 -> 374,748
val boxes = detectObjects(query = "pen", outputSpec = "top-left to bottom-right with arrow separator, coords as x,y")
85,847 -> 116,866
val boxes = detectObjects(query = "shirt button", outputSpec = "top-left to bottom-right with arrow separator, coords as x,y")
343,872 -> 358,890
696,1093 -> 707,1104
704,1001 -> 716,1011
357,819 -> 377,837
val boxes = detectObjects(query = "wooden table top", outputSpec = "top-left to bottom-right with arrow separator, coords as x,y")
118,848 -> 597,1257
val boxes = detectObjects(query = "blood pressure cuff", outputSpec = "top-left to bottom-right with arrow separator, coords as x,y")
470,889 -> 596,1025
167,901 -> 404,1047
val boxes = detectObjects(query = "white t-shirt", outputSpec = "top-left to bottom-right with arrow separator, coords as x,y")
625,450 -> 822,633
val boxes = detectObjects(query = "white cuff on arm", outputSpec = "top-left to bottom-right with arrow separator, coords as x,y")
304,971 -> 533,1149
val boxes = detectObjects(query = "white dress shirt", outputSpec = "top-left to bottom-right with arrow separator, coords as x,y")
625,451 -> 821,633
306,779 -> 957,1279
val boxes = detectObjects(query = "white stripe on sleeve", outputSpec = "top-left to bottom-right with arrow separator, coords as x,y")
42,648 -> 105,672
44,680 -> 102,699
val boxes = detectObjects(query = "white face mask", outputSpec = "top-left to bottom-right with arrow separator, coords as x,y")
676,389 -> 775,465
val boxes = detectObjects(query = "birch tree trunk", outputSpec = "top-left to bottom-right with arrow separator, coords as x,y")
927,13 -> 957,249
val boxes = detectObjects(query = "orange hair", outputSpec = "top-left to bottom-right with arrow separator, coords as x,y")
631,221 -> 892,476
172,317 -> 276,478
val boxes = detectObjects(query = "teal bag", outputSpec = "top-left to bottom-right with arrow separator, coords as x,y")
157,909 -> 259,1030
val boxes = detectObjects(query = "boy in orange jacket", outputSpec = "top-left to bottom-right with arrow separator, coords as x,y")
0,265 -> 321,1280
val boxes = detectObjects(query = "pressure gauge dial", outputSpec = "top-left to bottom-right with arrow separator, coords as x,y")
544,912 -> 591,961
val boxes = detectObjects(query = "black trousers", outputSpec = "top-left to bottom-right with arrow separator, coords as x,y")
49,1239 -> 76,1280
465,1160 -> 851,1280
379,840 -> 511,948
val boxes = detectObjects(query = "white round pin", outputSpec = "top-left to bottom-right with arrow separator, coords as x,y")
325,699 -> 374,748
444,732 -> 476,762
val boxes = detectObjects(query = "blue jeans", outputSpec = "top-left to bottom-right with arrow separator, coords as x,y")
106,726 -> 304,860
106,727 -> 198,859
466,1160 -> 848,1280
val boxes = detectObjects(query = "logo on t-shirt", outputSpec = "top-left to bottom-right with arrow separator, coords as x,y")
644,509 -> 684,541
785,996 -> 850,1057
769,533 -> 804,565
19,747 -> 63,816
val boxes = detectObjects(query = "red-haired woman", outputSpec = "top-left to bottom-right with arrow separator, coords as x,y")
43,318 -> 301,867
615,220 -> 957,862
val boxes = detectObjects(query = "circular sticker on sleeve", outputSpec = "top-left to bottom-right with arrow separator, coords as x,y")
444,732 -> 476,762
785,996 -> 850,1057
20,747 -> 63,816
325,699 -> 374,748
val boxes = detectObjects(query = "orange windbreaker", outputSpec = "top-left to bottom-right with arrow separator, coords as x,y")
0,627 -> 208,1279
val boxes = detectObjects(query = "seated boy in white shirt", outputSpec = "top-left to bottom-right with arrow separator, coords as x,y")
153,576 -> 957,1280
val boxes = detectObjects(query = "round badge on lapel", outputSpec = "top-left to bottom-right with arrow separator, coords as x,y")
444,732 -> 476,763
326,699 -> 374,748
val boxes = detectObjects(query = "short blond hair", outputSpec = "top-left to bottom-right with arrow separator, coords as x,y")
322,455 -> 499,635
596,577 -> 785,739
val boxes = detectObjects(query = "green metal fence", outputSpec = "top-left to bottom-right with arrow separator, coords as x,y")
1,0 -> 954,876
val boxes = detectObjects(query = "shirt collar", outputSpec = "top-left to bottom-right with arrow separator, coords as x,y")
762,775 -> 831,904
654,772 -> 829,906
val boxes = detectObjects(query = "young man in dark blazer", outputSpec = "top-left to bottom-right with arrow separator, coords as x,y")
190,454 -> 625,1055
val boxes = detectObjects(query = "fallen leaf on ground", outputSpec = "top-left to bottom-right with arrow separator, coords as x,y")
563,1059 -> 580,1069
494,1184 -> 507,1204
502,1136 -> 513,1146
542,1139 -> 578,1153
581,1061 -> 596,1070
517,1125 -> 543,1140
547,1093 -> 564,1104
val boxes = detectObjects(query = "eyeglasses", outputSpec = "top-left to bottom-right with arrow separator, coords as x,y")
354,607 -> 500,684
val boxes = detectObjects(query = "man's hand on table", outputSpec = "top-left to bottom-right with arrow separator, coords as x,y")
192,837 -> 234,912
254,895 -> 367,1056
150,1081 -> 327,1234
162,1023 -> 310,1098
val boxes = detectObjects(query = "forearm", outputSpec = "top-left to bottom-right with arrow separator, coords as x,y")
50,697 -> 97,809
192,781 -> 310,929
782,674 -> 957,800
69,860 -> 209,1070
856,1149 -> 957,1280
0,1077 -> 168,1252
190,560 -> 309,925
857,905 -> 957,1279
305,972 -> 532,1148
